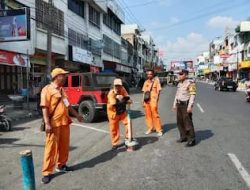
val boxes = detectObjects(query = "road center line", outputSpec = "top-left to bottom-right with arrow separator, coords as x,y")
72,123 -> 109,134
196,103 -> 204,113
228,153 -> 250,189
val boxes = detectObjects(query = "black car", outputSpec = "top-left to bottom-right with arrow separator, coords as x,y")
214,78 -> 238,92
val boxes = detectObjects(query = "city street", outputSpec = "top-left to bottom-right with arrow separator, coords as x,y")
1,83 -> 250,190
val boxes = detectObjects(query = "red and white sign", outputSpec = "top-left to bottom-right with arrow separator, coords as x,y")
0,50 -> 30,67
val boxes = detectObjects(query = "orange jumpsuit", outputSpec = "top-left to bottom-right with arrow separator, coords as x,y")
142,78 -> 163,132
40,83 -> 72,176
107,87 -> 129,146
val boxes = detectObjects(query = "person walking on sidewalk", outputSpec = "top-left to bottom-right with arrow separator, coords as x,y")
142,69 -> 163,137
172,69 -> 196,147
40,68 -> 83,184
107,78 -> 132,150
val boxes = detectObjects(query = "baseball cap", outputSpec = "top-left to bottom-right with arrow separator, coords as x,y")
51,68 -> 69,79
114,79 -> 123,86
178,69 -> 189,75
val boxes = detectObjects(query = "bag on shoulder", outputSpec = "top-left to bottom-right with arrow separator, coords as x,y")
143,80 -> 155,102
40,94 -> 62,132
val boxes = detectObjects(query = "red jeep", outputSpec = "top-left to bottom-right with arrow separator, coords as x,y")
64,72 -> 118,123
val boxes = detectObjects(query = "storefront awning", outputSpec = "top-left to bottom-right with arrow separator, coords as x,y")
239,61 -> 250,69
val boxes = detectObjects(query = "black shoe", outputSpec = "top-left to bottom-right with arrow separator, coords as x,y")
41,175 -> 51,184
176,138 -> 187,143
111,145 -> 119,151
55,165 -> 72,173
186,140 -> 196,147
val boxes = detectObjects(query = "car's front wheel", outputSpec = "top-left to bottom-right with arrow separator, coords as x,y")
78,100 -> 96,123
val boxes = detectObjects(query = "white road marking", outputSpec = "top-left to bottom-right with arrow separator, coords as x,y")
228,153 -> 250,189
196,103 -> 204,113
72,123 -> 109,134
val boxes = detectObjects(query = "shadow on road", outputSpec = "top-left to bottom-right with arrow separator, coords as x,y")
130,110 -> 144,119
195,129 -> 214,144
162,123 -> 177,134
0,137 -> 19,144
0,137 -> 77,150
70,136 -> 158,172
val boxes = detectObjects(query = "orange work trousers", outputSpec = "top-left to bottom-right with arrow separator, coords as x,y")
42,125 -> 70,176
144,101 -> 162,132
108,113 -> 129,146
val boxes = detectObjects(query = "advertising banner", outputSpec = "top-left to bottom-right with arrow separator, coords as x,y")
0,8 -> 30,42
0,50 -> 30,67
171,60 -> 193,71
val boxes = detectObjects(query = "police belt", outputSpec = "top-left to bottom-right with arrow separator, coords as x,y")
177,99 -> 189,105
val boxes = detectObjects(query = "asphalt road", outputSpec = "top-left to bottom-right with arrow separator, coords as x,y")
0,82 -> 250,190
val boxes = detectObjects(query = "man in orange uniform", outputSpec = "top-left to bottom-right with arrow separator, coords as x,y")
40,68 -> 83,184
142,69 -> 163,137
107,78 -> 131,150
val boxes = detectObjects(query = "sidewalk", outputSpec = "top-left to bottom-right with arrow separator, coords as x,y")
5,101 -> 41,123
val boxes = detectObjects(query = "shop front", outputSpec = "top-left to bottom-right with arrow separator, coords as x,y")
0,50 -> 30,94
239,61 -> 250,79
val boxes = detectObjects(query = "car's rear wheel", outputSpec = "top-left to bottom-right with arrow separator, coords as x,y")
78,100 -> 96,123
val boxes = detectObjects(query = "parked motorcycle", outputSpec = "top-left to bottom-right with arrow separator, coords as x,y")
0,105 -> 11,131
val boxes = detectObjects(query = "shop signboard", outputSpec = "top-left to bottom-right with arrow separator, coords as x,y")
0,50 -> 30,67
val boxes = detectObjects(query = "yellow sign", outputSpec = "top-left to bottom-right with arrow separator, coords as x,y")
239,61 -> 250,69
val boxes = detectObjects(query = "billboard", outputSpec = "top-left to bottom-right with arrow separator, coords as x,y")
170,60 -> 194,72
0,8 -> 30,42
0,50 -> 30,67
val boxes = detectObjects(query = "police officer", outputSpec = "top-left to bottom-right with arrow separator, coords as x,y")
172,69 -> 196,147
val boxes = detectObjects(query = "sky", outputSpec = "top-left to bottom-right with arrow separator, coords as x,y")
118,0 -> 250,66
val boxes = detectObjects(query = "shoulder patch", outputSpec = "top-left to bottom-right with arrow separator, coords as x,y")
189,83 -> 196,95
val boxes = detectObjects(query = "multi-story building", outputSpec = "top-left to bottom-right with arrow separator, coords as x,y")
121,24 -> 144,75
101,0 -> 133,77
0,0 -> 122,95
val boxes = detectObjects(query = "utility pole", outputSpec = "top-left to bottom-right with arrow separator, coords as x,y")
46,0 -> 53,83
26,50 -> 30,110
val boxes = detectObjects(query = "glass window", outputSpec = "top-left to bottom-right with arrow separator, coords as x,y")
68,0 -> 84,18
89,6 -> 100,28
72,76 -> 80,87
84,76 -> 91,87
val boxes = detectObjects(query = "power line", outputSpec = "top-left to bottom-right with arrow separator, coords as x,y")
117,0 -> 144,28
150,0 -> 250,31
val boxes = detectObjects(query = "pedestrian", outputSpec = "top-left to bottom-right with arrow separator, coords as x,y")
142,69 -> 163,137
172,69 -> 196,147
107,78 -> 131,150
40,68 -> 83,184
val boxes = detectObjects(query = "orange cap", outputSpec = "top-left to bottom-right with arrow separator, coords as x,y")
51,68 -> 69,79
